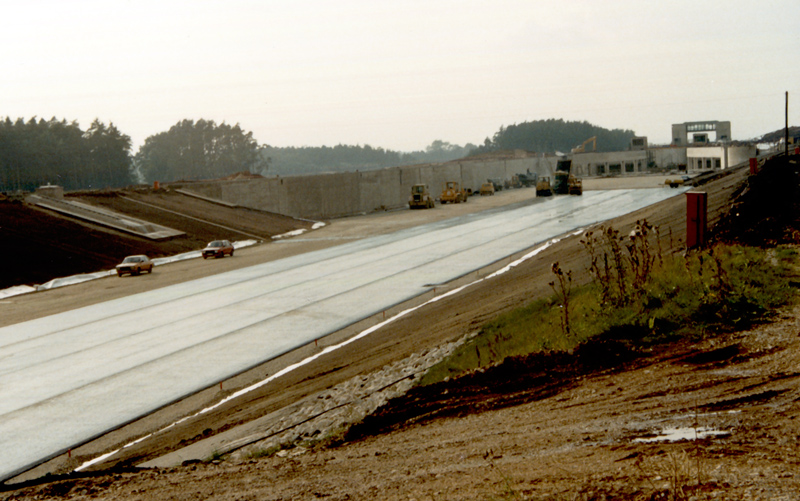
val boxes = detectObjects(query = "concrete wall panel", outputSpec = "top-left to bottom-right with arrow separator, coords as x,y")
182,155 -> 564,219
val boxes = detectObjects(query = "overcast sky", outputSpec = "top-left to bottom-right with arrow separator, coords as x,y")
2,0 -> 798,152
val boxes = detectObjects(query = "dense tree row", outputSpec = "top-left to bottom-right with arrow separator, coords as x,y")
469,119 -> 636,156
0,117 -> 133,192
135,119 -> 267,183
1,115 -> 641,192
259,144 -> 408,176
259,140 -> 477,176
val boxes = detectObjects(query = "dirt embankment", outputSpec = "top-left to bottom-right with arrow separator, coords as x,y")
0,188 -> 312,290
3,160 -> 800,500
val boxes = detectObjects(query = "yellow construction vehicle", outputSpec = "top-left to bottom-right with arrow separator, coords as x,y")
409,184 -> 435,209
536,176 -> 552,197
440,181 -> 468,204
568,176 -> 583,195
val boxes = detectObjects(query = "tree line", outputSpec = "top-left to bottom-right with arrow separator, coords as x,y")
134,119 -> 266,183
469,118 -> 635,155
261,140 -> 477,176
0,116 -> 636,192
0,117 -> 132,192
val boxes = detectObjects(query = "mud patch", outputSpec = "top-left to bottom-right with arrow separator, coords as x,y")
700,389 -> 789,412
676,344 -> 742,366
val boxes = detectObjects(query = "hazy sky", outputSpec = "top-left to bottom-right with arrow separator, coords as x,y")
2,1 -> 798,152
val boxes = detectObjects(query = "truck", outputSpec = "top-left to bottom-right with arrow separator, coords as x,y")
409,184 -> 435,209
440,181 -> 469,204
517,170 -> 537,187
553,159 -> 583,196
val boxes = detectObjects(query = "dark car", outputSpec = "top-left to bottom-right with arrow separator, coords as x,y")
116,255 -> 154,277
202,240 -> 234,259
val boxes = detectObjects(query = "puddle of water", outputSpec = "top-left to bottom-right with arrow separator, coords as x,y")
633,427 -> 730,443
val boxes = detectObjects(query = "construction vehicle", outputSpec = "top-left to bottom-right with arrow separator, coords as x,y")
479,182 -> 495,196
553,159 -> 583,196
665,175 -> 691,188
409,184 -> 435,209
488,178 -> 504,192
517,170 -> 537,187
571,136 -> 597,154
440,181 -> 468,204
536,176 -> 552,197
568,176 -> 583,195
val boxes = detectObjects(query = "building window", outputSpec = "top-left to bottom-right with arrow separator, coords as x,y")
625,163 -> 634,172
715,158 -> 721,168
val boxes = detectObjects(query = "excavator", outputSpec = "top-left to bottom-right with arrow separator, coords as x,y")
571,136 -> 597,154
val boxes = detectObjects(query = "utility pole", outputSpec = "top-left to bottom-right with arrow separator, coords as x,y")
786,91 -> 789,157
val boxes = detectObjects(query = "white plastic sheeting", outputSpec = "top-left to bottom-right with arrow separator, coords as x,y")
0,190 -> 682,481
272,222 -> 326,240
0,285 -> 37,300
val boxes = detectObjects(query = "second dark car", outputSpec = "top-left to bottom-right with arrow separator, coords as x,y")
202,240 -> 234,259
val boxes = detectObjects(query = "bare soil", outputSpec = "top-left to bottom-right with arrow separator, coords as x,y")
0,188 -> 312,290
4,165 -> 800,500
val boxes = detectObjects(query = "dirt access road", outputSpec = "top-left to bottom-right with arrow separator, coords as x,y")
7,170 -> 798,499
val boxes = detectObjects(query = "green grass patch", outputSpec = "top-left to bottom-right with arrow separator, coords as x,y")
421,243 -> 797,386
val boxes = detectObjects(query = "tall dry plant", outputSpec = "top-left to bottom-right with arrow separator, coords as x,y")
581,219 -> 663,307
549,261 -> 573,337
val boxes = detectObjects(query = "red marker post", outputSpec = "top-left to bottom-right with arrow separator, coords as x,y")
686,191 -> 708,249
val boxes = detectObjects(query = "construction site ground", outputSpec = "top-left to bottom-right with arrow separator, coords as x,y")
0,188 -> 313,291
3,169 -> 800,500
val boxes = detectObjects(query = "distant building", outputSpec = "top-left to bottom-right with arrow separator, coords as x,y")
686,144 -> 756,172
630,136 -> 648,150
570,150 -> 648,177
672,121 -> 731,145
568,120 -> 757,176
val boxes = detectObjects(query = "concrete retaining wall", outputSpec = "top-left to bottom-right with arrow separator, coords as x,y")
181,156 -> 559,219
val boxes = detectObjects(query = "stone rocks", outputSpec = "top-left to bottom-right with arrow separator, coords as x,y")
230,334 -> 472,461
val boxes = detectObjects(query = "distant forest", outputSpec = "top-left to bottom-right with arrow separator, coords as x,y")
1,117 -> 638,192
471,119 -> 635,155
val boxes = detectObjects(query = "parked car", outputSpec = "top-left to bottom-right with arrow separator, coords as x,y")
116,255 -> 154,277
202,240 -> 234,259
